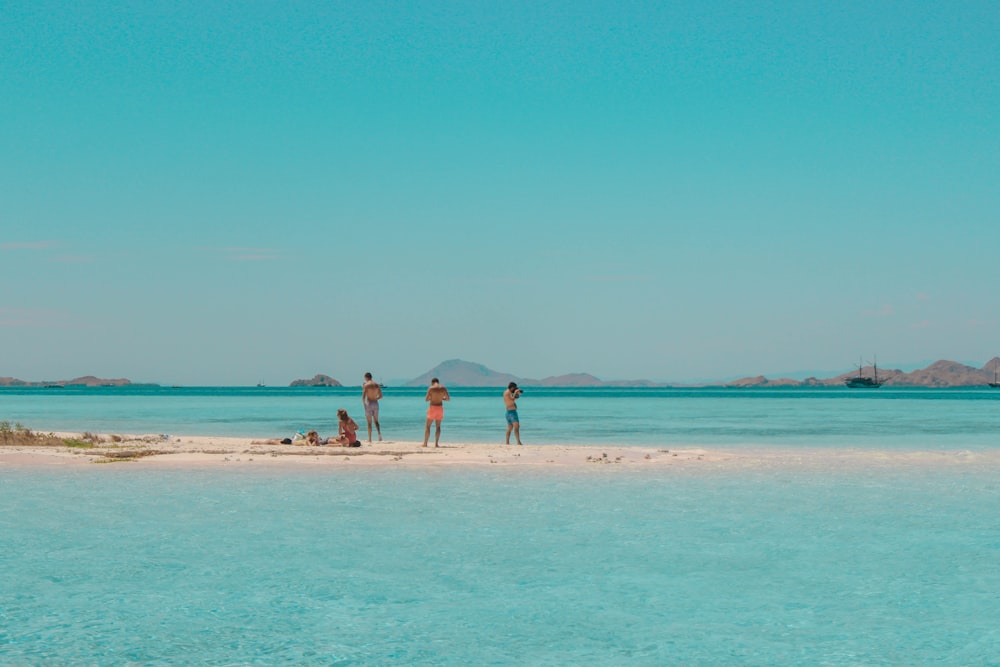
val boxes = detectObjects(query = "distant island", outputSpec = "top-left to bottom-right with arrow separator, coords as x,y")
0,375 -> 141,388
289,374 -> 343,387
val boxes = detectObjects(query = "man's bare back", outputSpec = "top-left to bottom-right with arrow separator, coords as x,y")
362,372 -> 384,442
423,379 -> 450,447
426,385 -> 450,405
363,380 -> 383,403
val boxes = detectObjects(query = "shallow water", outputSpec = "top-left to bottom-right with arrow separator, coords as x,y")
5,387 -> 998,663
2,465 -> 998,664
4,385 -> 1000,449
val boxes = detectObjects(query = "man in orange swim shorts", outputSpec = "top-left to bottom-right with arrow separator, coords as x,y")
423,377 -> 451,447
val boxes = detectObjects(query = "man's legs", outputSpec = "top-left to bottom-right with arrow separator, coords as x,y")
370,403 -> 382,441
423,418 -> 431,447
434,419 -> 442,447
512,420 -> 521,445
505,423 -> 513,444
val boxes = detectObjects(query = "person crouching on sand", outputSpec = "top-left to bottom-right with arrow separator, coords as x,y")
423,377 -> 450,447
331,409 -> 361,447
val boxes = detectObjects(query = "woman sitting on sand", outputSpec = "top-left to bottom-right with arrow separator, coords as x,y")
330,409 -> 361,447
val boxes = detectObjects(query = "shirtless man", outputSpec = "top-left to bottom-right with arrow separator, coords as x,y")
423,377 -> 451,447
503,382 -> 523,445
362,372 -> 383,442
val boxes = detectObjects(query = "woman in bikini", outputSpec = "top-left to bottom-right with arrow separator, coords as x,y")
331,409 -> 361,447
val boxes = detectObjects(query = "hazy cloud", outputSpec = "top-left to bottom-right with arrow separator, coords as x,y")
210,247 -> 285,262
488,278 -> 536,285
49,255 -> 95,263
1,240 -> 56,250
864,304 -> 895,317
582,275 -> 651,282
230,253 -> 282,261
0,307 -> 68,328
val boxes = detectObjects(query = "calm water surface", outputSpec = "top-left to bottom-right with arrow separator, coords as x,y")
4,387 -> 999,664
2,466 -> 998,665
3,386 -> 1000,449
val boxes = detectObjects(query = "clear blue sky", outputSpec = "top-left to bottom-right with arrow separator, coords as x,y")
2,1 -> 997,385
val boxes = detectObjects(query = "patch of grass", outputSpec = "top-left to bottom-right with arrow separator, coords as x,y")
0,421 -> 64,447
63,439 -> 96,449
0,423 -> 173,463
96,449 -> 167,463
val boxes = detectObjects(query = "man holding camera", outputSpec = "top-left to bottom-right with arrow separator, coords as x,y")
503,382 -> 523,445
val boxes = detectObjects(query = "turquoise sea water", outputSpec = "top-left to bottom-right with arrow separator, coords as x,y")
3,466 -> 999,665
3,388 -> 1000,664
3,385 -> 1000,448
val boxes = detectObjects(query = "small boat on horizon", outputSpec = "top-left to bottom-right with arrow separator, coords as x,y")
845,356 -> 884,388
989,360 -> 999,388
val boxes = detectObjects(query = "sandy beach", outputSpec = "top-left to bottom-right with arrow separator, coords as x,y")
2,431 -> 998,471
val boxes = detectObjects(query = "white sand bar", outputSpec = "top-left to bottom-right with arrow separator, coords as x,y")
2,432 -> 999,471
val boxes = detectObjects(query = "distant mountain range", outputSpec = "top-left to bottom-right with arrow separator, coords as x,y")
727,358 -> 1000,388
403,358 -> 1000,388
402,359 -> 665,388
4,357 -> 1000,388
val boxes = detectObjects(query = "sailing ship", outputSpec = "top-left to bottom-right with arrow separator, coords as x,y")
844,356 -> 884,388
989,360 -> 1000,388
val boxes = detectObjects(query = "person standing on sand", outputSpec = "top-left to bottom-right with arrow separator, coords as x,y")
362,372 -> 383,442
503,382 -> 523,445
423,377 -> 450,447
